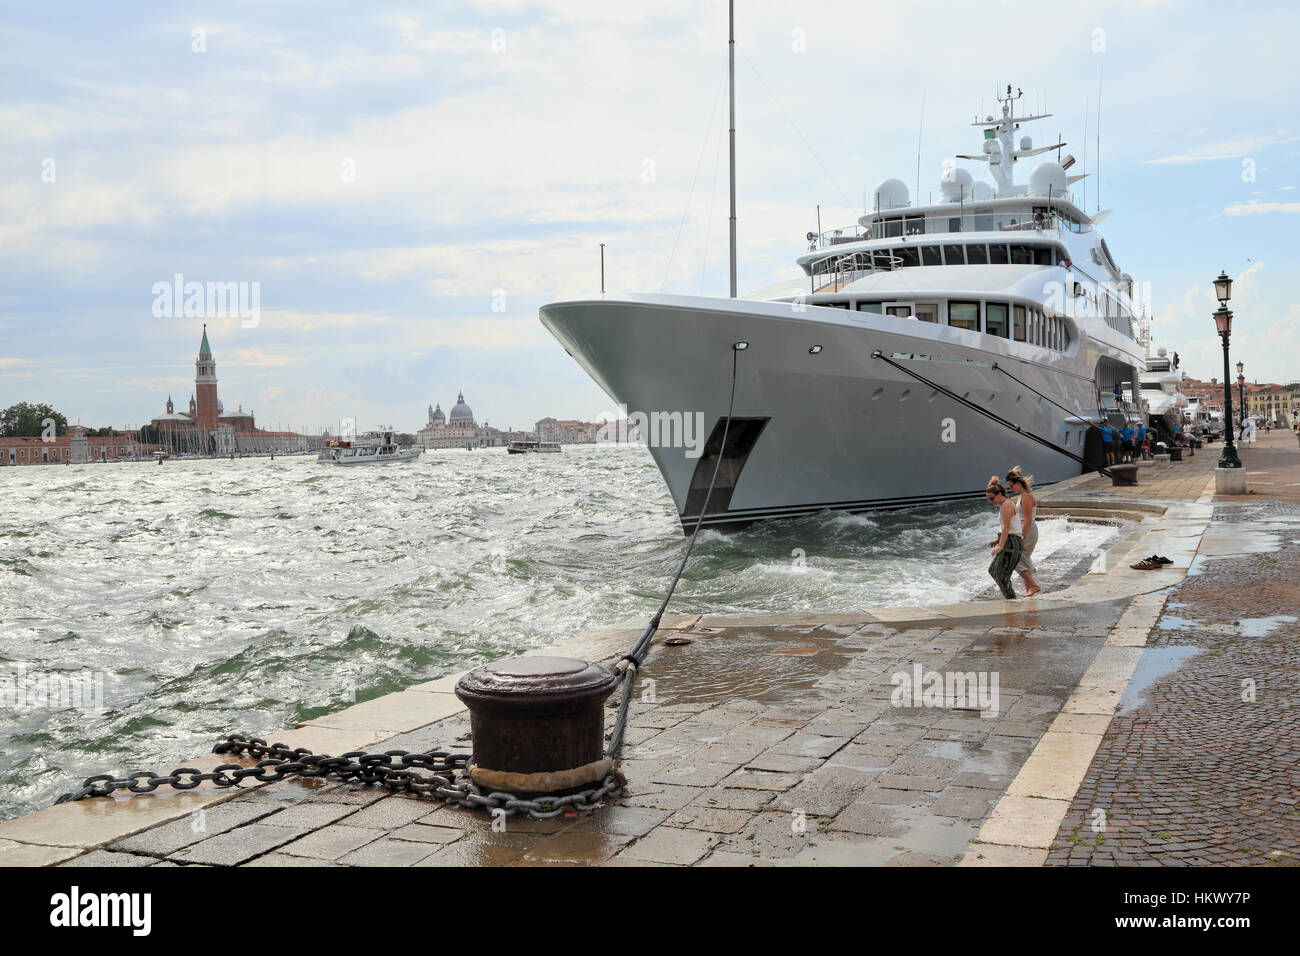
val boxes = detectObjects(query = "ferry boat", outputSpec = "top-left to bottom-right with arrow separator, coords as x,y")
507,439 -> 562,454
541,83 -> 1150,531
317,428 -> 422,465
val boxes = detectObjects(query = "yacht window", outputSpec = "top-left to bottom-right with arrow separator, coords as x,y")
895,246 -> 920,268
989,243 -> 1010,264
943,244 -> 966,265
921,245 -> 942,266
949,301 -> 980,331
948,217 -> 962,233
1010,244 -> 1034,265
826,301 -> 849,309
1033,246 -> 1054,266
857,301 -> 883,314
986,303 -> 1010,338
872,249 -> 896,270
884,218 -> 904,238
905,216 -> 924,236
915,303 -> 939,323
1013,305 -> 1027,342
967,244 -> 989,264
974,214 -> 994,231
1056,248 -> 1069,265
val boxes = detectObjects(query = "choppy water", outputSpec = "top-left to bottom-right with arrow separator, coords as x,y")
0,445 -> 1115,820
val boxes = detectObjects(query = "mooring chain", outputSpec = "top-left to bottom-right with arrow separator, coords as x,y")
54,734 -> 625,821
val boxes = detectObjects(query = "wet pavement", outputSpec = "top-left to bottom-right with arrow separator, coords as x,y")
52,604 -> 1125,867
1046,496 -> 1300,867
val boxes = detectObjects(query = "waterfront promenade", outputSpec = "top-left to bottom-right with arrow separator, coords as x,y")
2,432 -> 1296,867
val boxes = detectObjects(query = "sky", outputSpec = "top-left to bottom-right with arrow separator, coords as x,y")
2,0 -> 1298,433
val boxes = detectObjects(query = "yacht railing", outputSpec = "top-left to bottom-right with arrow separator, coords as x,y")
814,207 -> 1090,250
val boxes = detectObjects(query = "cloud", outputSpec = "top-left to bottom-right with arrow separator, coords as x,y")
1145,131 -> 1300,165
1224,201 -> 1300,216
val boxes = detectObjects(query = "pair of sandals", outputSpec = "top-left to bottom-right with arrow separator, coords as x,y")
1130,554 -> 1174,570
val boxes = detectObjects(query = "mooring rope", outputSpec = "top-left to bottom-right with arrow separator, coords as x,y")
606,342 -> 742,758
872,350 -> 1115,480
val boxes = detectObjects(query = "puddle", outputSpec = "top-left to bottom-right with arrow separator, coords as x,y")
1237,615 -> 1298,638
1155,615 -> 1197,631
647,628 -> 855,704
1117,646 -> 1202,716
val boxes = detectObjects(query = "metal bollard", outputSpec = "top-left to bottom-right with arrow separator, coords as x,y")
455,656 -> 619,793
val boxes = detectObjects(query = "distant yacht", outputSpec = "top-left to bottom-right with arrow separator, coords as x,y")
1138,348 -> 1189,441
542,85 -> 1150,531
318,428 -> 422,465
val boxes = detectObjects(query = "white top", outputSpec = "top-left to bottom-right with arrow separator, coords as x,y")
1016,494 -> 1034,531
1005,500 -> 1023,537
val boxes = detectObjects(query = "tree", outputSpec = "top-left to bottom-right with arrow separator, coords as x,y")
0,402 -> 68,438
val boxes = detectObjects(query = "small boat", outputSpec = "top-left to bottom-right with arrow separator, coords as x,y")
507,440 -> 561,454
318,428 -> 422,465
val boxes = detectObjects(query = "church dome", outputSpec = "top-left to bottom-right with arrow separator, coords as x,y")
449,391 -> 473,424
431,402 -> 445,423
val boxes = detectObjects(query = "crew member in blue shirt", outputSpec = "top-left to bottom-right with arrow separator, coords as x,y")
1120,423 -> 1135,462
1100,423 -> 1116,466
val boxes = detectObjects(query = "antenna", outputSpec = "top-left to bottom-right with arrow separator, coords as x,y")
1082,97 -> 1089,213
727,0 -> 737,298
1095,65 -> 1103,212
915,90 -> 926,201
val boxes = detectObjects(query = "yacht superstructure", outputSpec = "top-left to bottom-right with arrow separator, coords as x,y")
541,86 -> 1150,531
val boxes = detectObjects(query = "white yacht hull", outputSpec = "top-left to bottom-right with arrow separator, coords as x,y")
542,293 -> 1133,531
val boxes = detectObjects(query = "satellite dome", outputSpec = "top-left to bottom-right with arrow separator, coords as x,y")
972,182 -> 994,200
1028,161 -> 1068,198
1020,135 -> 1033,151
874,178 -> 909,211
940,166 -> 974,202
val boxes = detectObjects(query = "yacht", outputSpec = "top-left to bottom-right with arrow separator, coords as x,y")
1138,348 -> 1189,441
541,85 -> 1150,531
317,428 -> 422,465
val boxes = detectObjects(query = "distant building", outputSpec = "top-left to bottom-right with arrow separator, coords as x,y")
417,391 -> 527,448
534,417 -> 604,444
146,326 -> 313,454
1,429 -> 150,466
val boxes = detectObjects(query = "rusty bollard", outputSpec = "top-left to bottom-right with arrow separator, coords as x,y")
455,656 -> 618,794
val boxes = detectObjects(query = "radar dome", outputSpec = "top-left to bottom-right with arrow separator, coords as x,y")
972,182 -> 994,200
874,178 -> 909,211
940,166 -> 974,202
1028,161 -> 1068,198
1020,135 -> 1033,151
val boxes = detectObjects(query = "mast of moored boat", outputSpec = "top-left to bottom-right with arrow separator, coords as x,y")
728,0 -> 737,298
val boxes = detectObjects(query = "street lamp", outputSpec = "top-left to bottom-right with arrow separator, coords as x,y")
1214,272 -> 1242,469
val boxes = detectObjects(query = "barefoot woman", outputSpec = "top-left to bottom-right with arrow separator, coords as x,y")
1006,467 -> 1042,597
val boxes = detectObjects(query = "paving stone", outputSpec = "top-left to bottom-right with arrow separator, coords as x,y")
337,837 -> 439,866
58,849 -> 157,867
171,823 -> 311,866
521,831 -> 633,865
665,806 -> 754,834
930,787 -> 1000,820
619,827 -> 719,865
113,800 -> 280,856
260,802 -> 359,829
388,823 -> 465,845
339,796 -> 440,830
276,824 -> 387,861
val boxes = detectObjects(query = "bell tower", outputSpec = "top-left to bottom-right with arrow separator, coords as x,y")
194,324 -> 219,430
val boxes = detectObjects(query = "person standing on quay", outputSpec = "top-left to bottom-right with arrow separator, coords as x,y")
986,477 -> 1023,600
1006,467 -> 1041,598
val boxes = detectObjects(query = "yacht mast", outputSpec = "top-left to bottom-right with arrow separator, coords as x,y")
728,0 -> 737,298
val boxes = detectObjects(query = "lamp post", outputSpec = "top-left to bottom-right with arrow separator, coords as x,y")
1214,271 -> 1242,469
